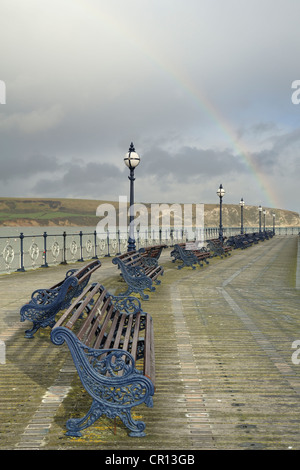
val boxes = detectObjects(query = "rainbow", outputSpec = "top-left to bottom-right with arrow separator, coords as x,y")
76,0 -> 279,209
173,74 -> 279,208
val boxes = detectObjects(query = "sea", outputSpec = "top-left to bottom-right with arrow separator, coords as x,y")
0,225 -> 109,274
0,225 -> 95,238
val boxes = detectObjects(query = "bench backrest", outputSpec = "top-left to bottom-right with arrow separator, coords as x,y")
50,259 -> 101,290
50,259 -> 102,303
52,282 -> 153,381
139,244 -> 167,260
21,259 -> 102,318
117,251 -> 144,269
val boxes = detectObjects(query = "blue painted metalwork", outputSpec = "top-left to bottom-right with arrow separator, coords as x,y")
0,226 -> 284,274
226,235 -> 253,250
170,244 -> 199,269
249,232 -> 260,244
112,251 -> 164,300
139,245 -> 167,262
112,256 -> 156,300
206,239 -> 231,258
138,250 -> 159,268
20,272 -> 78,338
125,142 -> 140,252
50,294 -> 155,437
20,260 -> 101,338
170,243 -> 210,270
110,294 -> 143,315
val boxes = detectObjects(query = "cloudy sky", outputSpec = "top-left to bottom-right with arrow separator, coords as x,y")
0,0 -> 299,212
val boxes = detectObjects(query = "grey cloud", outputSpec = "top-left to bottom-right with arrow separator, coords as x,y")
0,1 -> 300,211
0,153 -> 60,182
139,146 -> 247,182
251,149 -> 280,172
32,161 -> 127,198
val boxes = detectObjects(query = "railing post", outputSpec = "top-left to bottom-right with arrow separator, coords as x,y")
105,230 -> 110,257
16,232 -> 25,272
41,232 -> 48,268
78,231 -> 84,262
170,228 -> 174,246
116,229 -> 121,255
92,230 -> 98,259
60,231 -> 67,265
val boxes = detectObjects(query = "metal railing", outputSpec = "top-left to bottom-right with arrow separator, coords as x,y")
0,226 -> 298,274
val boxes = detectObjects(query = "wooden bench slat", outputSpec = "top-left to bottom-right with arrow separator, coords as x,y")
129,312 -> 141,361
122,314 -> 134,351
112,313 -> 127,350
65,284 -> 102,331
102,308 -> 121,350
55,282 -> 100,329
74,263 -> 103,285
92,304 -> 115,350
112,246 -> 165,300
170,243 -> 210,269
144,314 -> 155,386
76,290 -> 110,343
21,260 -> 101,338
49,260 -> 101,290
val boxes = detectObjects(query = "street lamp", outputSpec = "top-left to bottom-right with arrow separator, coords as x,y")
217,184 -> 225,242
124,142 -> 140,251
263,210 -> 266,233
272,213 -> 276,235
258,205 -> 262,233
240,197 -> 245,234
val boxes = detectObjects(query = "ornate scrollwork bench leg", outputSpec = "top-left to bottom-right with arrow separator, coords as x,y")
20,261 -> 101,339
50,327 -> 154,438
112,257 -> 156,300
170,244 -> 198,269
20,276 -> 79,338
24,317 -> 57,339
65,398 -> 148,438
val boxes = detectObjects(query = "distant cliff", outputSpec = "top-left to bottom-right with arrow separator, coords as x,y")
0,197 -> 100,227
0,197 -> 298,228
203,203 -> 300,228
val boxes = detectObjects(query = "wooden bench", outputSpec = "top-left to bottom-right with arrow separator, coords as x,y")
139,244 -> 167,262
170,242 -> 210,269
249,232 -> 260,244
256,230 -> 273,242
244,233 -> 258,245
207,238 -> 232,258
227,235 -> 252,250
264,230 -> 274,240
20,259 -> 101,338
112,249 -> 164,300
50,282 -> 155,438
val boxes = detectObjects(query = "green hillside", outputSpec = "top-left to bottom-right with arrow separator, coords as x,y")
0,198 -> 103,227
0,197 -> 298,228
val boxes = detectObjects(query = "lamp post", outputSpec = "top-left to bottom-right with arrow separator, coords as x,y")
240,197 -> 245,234
272,213 -> 276,235
258,205 -> 262,233
217,184 -> 225,242
124,142 -> 140,251
263,210 -> 266,233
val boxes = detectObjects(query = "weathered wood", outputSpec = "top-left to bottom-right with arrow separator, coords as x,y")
51,282 -> 155,438
170,243 -> 210,269
112,247 -> 164,299
207,239 -> 232,258
20,259 -> 101,338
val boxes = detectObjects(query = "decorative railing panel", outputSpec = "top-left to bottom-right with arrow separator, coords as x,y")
0,226 -> 298,274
